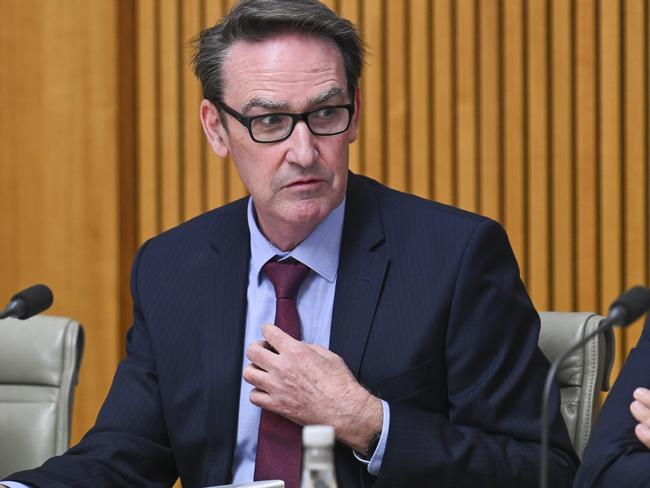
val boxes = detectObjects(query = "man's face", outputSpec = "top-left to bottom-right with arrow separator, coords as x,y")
201,33 -> 360,248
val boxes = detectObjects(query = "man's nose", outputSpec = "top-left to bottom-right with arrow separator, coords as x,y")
285,121 -> 318,167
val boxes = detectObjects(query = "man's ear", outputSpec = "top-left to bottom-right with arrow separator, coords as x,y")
347,87 -> 362,143
199,99 -> 229,158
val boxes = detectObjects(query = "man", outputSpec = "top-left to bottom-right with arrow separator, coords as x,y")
4,0 -> 577,487
575,313 -> 650,487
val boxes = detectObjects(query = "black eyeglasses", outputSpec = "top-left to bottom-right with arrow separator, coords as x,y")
215,101 -> 355,143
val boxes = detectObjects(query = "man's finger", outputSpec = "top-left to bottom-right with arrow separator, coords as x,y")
633,387 -> 650,406
635,423 -> 650,448
630,400 -> 650,424
250,387 -> 273,410
247,341 -> 279,371
262,323 -> 298,352
242,363 -> 269,389
248,339 -> 271,350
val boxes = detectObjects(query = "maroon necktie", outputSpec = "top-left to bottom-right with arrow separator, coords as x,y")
254,258 -> 310,488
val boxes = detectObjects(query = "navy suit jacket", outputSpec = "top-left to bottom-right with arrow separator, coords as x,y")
10,173 -> 577,487
575,314 -> 650,487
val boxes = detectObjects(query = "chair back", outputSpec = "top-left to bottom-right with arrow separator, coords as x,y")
0,315 -> 84,476
538,311 -> 614,458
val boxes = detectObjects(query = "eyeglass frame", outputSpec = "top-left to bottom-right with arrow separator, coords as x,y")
213,100 -> 356,144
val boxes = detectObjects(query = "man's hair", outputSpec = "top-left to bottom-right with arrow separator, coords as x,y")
191,0 -> 365,105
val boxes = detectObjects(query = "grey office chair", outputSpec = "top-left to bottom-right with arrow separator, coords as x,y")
538,311 -> 614,458
0,315 -> 84,477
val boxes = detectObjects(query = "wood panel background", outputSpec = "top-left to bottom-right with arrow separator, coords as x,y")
0,0 -> 123,448
1,0 -> 649,470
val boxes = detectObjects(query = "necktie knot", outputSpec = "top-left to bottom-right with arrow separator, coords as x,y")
263,258 -> 310,299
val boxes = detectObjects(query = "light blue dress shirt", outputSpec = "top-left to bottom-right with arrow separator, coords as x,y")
3,196 -> 389,488
231,196 -> 389,482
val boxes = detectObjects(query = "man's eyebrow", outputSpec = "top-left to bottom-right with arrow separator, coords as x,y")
241,98 -> 289,114
307,88 -> 346,106
240,88 -> 347,114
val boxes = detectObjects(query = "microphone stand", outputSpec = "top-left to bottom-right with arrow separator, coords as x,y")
539,317 -> 613,488
0,303 -> 23,319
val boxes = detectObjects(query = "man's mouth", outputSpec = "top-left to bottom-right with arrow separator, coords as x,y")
286,178 -> 324,189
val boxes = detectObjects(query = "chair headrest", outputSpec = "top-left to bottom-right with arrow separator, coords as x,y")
0,315 -> 82,386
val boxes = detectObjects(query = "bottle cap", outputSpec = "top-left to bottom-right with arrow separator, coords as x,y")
302,425 -> 335,447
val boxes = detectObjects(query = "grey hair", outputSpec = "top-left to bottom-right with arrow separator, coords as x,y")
191,0 -> 365,105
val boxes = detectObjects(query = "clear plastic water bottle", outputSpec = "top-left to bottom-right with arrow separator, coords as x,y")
300,425 -> 338,488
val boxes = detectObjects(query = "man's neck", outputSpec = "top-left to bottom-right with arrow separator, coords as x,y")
256,219 -> 318,251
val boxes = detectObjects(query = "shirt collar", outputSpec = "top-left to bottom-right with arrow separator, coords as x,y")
247,196 -> 345,284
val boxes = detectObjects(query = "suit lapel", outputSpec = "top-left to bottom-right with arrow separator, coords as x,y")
201,200 -> 250,483
329,175 -> 389,378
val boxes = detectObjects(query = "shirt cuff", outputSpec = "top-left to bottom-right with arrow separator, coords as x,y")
352,399 -> 390,476
1,482 -> 32,488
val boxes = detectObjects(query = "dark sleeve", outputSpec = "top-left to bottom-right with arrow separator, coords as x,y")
574,315 -> 650,487
376,220 -> 579,487
7,243 -> 178,488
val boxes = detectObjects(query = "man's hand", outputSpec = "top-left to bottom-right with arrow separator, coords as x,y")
243,324 -> 383,454
631,387 -> 650,448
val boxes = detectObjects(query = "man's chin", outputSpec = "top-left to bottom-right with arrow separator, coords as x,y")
288,204 -> 327,222
281,199 -> 332,225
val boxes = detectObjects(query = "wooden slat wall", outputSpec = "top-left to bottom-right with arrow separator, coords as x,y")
0,0 -> 122,444
133,0 -> 650,379
2,0 -> 650,469
136,0 -> 245,248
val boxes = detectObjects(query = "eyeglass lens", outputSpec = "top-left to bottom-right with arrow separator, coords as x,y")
250,107 -> 350,142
